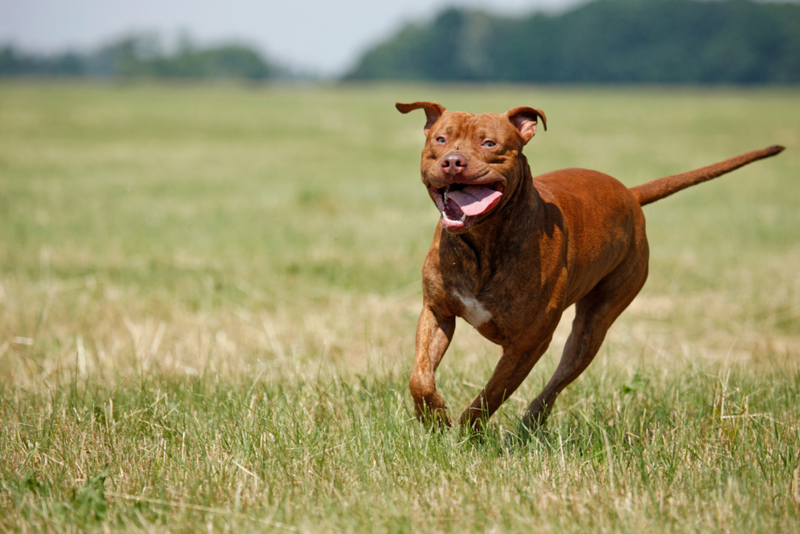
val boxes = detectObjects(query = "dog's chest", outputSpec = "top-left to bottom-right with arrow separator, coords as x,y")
453,290 -> 492,328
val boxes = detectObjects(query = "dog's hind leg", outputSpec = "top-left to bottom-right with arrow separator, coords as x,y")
522,252 -> 649,429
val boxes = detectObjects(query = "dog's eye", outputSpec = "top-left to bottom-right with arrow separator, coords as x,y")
436,137 -> 446,144
482,140 -> 497,148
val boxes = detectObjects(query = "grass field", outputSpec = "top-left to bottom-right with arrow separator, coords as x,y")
1,81 -> 799,533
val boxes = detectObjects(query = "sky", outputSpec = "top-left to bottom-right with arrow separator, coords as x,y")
0,0 -> 587,77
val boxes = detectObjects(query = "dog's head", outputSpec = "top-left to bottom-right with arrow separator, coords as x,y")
397,101 -> 546,233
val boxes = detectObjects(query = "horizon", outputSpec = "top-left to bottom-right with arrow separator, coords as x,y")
0,0 -> 588,78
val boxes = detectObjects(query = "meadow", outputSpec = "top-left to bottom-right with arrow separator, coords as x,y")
1,81 -> 799,533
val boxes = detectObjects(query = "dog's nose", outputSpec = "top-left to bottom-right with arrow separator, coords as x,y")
441,153 -> 468,175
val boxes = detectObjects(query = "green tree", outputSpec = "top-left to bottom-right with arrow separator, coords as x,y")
345,0 -> 800,84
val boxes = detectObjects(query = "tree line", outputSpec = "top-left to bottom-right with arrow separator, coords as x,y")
0,33 -> 276,81
345,0 -> 800,84
3,0 -> 798,84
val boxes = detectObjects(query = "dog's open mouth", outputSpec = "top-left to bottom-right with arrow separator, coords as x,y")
429,182 -> 505,231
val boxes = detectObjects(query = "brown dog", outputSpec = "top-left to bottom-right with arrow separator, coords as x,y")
396,101 -> 784,431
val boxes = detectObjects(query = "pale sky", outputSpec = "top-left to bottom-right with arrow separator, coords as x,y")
0,0 -> 587,77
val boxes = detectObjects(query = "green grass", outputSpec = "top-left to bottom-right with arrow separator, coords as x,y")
1,81 -> 799,533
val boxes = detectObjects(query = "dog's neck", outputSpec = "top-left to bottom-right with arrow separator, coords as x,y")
439,154 -> 542,271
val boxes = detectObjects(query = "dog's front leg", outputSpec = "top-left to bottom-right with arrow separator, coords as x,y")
410,304 -> 455,426
459,335 -> 554,431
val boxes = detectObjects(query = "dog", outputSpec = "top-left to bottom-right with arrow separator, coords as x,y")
396,101 -> 784,430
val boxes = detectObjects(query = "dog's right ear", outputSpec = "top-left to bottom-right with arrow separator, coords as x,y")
396,102 -> 446,134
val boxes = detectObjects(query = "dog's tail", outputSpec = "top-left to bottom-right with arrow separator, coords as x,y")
630,145 -> 785,207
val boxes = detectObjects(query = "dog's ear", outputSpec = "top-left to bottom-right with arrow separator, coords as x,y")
505,107 -> 547,144
396,101 -> 446,134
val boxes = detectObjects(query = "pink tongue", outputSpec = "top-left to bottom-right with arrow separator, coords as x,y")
446,186 -> 502,216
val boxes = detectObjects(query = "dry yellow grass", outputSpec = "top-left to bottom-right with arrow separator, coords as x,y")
1,82 -> 798,532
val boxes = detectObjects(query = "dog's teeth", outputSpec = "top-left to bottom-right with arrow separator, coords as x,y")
460,213 -> 467,222
443,190 -> 448,204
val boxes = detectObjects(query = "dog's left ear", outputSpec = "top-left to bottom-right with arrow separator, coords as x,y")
505,107 -> 547,144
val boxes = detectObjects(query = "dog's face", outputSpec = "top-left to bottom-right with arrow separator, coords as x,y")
397,102 -> 546,233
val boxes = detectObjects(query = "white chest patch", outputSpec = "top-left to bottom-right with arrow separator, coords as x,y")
454,291 -> 492,328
